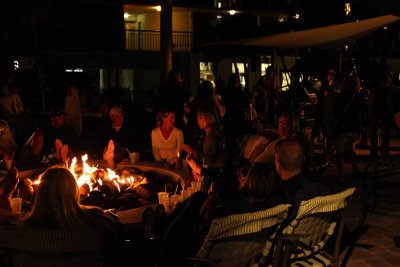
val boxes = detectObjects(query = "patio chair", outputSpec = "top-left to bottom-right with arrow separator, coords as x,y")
0,225 -> 105,267
189,203 -> 291,267
271,187 -> 356,267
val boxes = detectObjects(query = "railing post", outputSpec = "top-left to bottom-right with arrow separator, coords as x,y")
160,0 -> 173,84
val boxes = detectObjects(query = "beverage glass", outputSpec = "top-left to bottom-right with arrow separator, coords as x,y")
10,198 -> 22,215
157,192 -> 169,206
129,152 -> 139,164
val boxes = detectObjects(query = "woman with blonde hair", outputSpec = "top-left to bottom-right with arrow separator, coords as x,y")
151,107 -> 184,162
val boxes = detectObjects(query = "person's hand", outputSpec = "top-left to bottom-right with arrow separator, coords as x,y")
186,156 -> 202,181
54,139 -> 63,160
103,140 -> 115,161
182,144 -> 194,155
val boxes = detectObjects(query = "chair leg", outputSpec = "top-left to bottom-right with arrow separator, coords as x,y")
333,218 -> 345,267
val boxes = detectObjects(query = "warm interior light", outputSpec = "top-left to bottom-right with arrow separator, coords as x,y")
156,5 -> 161,12
293,14 -> 300,20
228,10 -> 237,15
217,2 -> 222,8
345,3 -> 351,16
124,12 -> 129,19
216,15 -> 222,19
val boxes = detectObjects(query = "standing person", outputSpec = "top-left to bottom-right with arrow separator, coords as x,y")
151,108 -> 184,163
159,69 -> 188,130
183,106 -> 225,181
65,86 -> 83,138
322,73 -> 344,164
0,82 -> 26,142
370,72 -> 397,162
185,81 -> 222,151
222,73 -> 249,165
332,74 -> 362,181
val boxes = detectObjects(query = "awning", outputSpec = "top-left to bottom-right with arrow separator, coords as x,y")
205,15 -> 400,49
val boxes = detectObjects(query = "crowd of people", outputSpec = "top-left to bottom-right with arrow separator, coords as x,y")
0,65 -> 400,265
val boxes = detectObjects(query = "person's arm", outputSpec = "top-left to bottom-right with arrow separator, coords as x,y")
176,128 -> 184,153
151,130 -> 162,161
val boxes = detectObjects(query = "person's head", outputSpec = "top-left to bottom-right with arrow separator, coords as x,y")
167,69 -> 184,86
277,113 -> 299,138
156,108 -> 176,128
110,106 -> 124,127
274,138 -> 304,179
196,80 -> 214,99
343,74 -> 361,92
24,167 -> 88,230
228,73 -> 241,88
50,110 -> 66,128
238,162 -> 276,201
197,107 -> 216,130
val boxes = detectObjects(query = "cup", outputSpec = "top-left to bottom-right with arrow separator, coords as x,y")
181,189 -> 191,202
10,198 -> 22,215
170,194 -> 181,209
129,152 -> 139,164
157,192 -> 169,206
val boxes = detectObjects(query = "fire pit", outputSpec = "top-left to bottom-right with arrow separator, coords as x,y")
18,156 -> 187,217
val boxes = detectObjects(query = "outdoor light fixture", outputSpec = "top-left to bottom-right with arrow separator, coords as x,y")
228,10 -> 237,15
217,2 -> 222,8
217,15 -> 222,19
155,5 -> 161,12
124,12 -> 129,19
345,3 -> 351,16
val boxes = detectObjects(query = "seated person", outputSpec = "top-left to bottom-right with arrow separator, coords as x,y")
0,167 -> 19,224
160,161 -> 278,266
21,167 -> 126,265
272,138 -> 331,218
254,112 -> 313,171
102,106 -> 141,168
182,106 -> 225,179
0,120 -> 17,169
19,110 -> 76,166
151,108 -> 183,163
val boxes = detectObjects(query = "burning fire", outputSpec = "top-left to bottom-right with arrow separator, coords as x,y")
34,154 -> 148,196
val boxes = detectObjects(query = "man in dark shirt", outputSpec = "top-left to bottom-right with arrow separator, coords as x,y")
273,139 -> 331,217
102,106 -> 141,168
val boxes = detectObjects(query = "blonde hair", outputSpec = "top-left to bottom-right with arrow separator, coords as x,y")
23,167 -> 96,230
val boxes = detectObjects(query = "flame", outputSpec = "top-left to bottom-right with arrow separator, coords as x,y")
32,154 -> 141,195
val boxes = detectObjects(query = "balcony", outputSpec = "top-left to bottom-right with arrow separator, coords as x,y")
125,30 -> 193,52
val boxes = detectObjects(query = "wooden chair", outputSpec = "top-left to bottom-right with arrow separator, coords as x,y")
0,225 -> 105,267
271,187 -> 356,267
190,203 -> 291,267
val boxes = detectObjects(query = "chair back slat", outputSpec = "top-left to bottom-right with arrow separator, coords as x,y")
279,187 -> 356,264
196,204 -> 291,266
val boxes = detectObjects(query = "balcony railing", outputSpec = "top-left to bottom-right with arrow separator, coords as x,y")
125,30 -> 193,52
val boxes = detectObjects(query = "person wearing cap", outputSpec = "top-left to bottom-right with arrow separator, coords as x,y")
102,106 -> 141,168
20,109 -> 77,165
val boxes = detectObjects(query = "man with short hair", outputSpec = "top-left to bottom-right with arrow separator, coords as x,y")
273,139 -> 331,216
102,106 -> 141,168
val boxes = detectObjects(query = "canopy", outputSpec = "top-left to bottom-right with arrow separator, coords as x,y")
206,15 -> 400,49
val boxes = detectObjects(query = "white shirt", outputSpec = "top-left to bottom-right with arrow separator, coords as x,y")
151,127 -> 183,162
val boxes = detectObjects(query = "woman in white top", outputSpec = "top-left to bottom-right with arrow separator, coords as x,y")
151,108 -> 184,162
